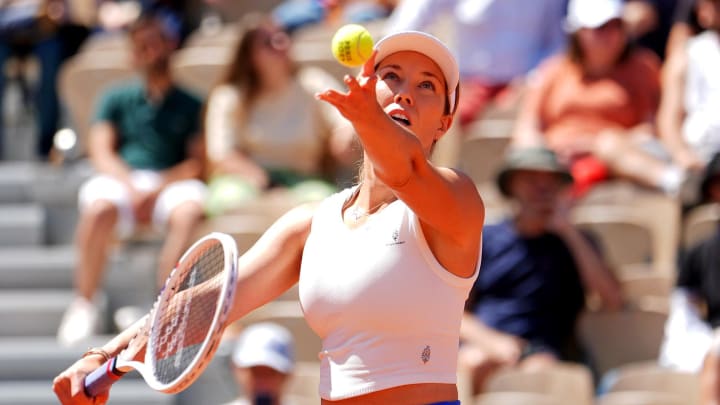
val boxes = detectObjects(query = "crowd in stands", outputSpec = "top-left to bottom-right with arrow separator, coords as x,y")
3,0 -> 720,403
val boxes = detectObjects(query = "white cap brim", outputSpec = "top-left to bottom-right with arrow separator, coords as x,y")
232,349 -> 294,374
374,31 -> 459,113
564,0 -> 623,32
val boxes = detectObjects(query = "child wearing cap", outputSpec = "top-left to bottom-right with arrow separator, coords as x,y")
223,323 -> 296,405
53,30 -> 484,405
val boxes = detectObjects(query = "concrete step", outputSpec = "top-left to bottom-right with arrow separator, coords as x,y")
0,245 -> 74,289
0,336 -> 236,405
0,380 -> 174,405
0,204 -> 45,246
0,290 -> 107,337
0,336 -> 120,380
0,162 -> 35,203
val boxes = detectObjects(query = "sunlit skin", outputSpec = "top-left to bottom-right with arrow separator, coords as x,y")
576,19 -> 627,76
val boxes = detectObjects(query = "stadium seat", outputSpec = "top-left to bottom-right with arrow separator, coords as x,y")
457,134 -> 512,185
286,361 -> 321,403
170,46 -> 233,96
619,271 -> 673,313
682,202 -> 720,249
578,309 -> 668,378
474,391 -> 562,405
571,191 -> 681,279
484,362 -> 594,405
606,362 -> 700,405
596,391 -> 686,405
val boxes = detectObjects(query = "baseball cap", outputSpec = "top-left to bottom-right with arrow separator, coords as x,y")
374,31 -> 459,113
232,323 -> 295,374
565,0 -> 624,32
496,147 -> 574,197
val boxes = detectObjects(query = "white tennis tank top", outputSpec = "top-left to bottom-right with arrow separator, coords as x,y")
298,188 -> 480,400
684,31 -> 720,161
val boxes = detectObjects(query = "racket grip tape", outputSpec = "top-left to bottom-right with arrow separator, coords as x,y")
84,357 -> 127,397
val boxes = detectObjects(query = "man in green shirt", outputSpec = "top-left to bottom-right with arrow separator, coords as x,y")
58,14 -> 207,347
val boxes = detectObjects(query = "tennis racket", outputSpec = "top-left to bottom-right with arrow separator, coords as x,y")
84,232 -> 238,397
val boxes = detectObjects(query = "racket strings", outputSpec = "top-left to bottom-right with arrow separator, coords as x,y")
151,241 -> 227,384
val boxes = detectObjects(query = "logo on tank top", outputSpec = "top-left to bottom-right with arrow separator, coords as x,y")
421,345 -> 431,364
386,229 -> 406,246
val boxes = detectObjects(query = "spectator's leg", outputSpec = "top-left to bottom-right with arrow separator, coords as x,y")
156,200 -> 204,286
458,344 -> 504,395
152,179 -> 207,287
58,175 -> 133,346
33,36 -> 62,158
74,199 -> 120,300
593,129 -> 681,192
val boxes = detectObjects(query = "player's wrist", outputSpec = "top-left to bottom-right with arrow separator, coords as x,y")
82,347 -> 112,362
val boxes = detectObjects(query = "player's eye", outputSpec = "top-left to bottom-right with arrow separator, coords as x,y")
382,71 -> 400,81
419,81 -> 436,91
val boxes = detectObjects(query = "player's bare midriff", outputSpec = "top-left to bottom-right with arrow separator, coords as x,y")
321,382 -> 458,405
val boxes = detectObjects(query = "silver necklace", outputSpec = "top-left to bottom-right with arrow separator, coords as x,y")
349,200 -> 390,221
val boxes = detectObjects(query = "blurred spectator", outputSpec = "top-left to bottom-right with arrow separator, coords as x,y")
0,0 -> 75,159
56,13 -> 206,347
512,0 -> 689,198
385,0 -> 568,129
223,323 -> 296,405
660,153 -> 720,372
666,0 -> 703,57
624,0 -> 677,60
657,0 -> 720,181
459,147 -> 622,394
203,13 -> 357,217
272,0 -> 396,33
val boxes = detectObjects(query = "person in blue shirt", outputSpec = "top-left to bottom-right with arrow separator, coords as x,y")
459,147 -> 623,394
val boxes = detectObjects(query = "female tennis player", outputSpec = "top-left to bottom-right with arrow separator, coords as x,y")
53,30 -> 484,405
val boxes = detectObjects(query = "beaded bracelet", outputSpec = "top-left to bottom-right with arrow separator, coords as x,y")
82,347 -> 112,362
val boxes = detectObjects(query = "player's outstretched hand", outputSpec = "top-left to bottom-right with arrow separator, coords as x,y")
315,50 -> 381,124
53,356 -> 110,405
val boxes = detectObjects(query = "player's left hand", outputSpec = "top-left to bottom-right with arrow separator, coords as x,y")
315,50 -> 382,124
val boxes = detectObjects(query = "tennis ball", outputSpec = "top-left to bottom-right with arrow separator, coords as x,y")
331,24 -> 374,68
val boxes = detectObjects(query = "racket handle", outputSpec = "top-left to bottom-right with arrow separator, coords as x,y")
84,357 -> 126,397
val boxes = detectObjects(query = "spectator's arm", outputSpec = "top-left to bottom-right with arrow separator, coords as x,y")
511,60 -> 559,148
623,0 -> 660,40
552,219 -> 624,311
87,122 -> 133,187
158,134 -> 204,187
657,44 -> 704,170
460,312 -> 525,365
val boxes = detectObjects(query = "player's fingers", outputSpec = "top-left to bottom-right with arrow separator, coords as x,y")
361,50 -> 377,77
95,391 -> 110,404
344,74 -> 360,91
52,375 -> 72,403
315,89 -> 344,105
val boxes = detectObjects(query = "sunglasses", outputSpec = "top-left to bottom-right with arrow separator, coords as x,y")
256,31 -> 291,52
